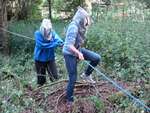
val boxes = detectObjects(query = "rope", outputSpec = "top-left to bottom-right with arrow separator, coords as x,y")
83,60 -> 150,112
0,27 -> 34,41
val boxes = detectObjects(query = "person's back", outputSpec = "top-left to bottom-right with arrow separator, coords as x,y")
63,7 -> 89,56
63,21 -> 79,56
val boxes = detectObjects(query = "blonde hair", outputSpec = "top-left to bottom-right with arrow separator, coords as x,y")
40,19 -> 52,37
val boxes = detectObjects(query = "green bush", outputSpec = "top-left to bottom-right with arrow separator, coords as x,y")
86,17 -> 150,80
89,96 -> 105,112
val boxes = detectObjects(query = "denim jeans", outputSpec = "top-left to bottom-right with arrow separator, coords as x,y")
64,48 -> 101,102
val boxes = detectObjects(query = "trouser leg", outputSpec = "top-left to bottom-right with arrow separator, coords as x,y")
64,55 -> 77,102
35,60 -> 46,85
81,48 -> 101,76
47,60 -> 58,81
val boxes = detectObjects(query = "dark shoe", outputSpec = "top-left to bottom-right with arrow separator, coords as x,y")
65,101 -> 73,112
49,76 -> 54,82
37,76 -> 46,85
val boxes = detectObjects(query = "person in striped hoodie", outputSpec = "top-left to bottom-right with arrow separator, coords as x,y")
63,7 -> 101,110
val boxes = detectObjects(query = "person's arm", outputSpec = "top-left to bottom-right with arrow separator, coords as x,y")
53,31 -> 64,47
70,45 -> 84,60
66,25 -> 84,60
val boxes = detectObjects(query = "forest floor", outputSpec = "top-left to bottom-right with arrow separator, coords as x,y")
21,79 -> 150,113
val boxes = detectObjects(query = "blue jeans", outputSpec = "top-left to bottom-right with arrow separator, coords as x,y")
64,48 -> 101,102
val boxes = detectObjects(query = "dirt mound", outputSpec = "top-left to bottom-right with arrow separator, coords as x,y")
22,80 -> 130,113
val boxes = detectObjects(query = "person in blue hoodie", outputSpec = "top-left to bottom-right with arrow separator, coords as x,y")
63,7 -> 101,110
34,19 -> 63,86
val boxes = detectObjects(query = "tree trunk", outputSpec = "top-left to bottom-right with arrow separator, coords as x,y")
0,0 -> 10,55
48,0 -> 52,20
83,0 -> 92,15
17,0 -> 30,20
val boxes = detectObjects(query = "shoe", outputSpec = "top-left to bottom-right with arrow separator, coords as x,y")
66,101 -> 73,112
80,73 -> 96,84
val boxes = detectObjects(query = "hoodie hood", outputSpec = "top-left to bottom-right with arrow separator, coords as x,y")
40,19 -> 52,40
72,6 -> 90,29
72,7 -> 91,41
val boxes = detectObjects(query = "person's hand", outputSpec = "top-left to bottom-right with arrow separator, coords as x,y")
77,52 -> 84,60
55,41 -> 64,47
58,41 -> 64,47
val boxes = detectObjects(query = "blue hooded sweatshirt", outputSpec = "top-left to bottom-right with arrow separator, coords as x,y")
34,30 -> 63,62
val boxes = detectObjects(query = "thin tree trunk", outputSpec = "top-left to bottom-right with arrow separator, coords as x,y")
83,0 -> 92,15
48,0 -> 52,20
0,0 -> 10,55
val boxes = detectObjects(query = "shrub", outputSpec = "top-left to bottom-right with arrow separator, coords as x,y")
86,16 -> 150,80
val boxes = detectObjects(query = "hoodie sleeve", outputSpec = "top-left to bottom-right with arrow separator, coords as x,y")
65,24 -> 78,46
52,31 -> 64,47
